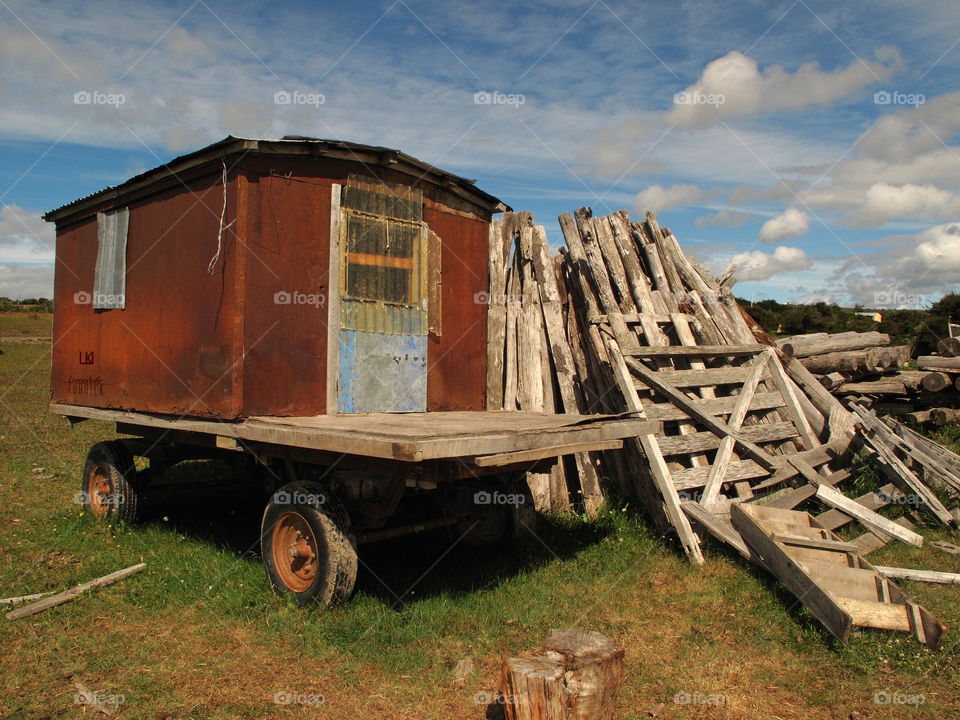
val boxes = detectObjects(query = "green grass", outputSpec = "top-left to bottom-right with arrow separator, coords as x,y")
2,341 -> 960,718
0,311 -> 53,338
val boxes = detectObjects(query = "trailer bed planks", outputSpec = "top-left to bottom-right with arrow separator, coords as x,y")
50,403 -> 657,464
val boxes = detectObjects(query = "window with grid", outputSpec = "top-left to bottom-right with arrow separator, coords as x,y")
341,177 -> 424,307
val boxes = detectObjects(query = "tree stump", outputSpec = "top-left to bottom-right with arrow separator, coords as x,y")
498,629 -> 624,720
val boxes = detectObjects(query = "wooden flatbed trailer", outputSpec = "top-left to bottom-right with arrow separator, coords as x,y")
53,402 -> 655,606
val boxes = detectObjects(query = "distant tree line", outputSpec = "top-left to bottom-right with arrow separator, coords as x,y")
0,297 -> 54,313
741,293 -> 960,355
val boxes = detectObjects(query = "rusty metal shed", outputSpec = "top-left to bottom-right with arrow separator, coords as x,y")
45,136 -> 508,419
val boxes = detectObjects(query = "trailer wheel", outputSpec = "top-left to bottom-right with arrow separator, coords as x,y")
260,482 -> 357,607
81,441 -> 139,523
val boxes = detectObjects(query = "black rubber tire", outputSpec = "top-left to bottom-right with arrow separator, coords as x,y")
81,441 -> 139,523
260,481 -> 357,607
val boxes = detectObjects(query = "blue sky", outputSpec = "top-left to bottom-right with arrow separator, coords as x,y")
1,0 -> 959,307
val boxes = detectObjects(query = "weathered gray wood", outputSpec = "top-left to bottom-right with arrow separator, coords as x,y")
655,423 -> 799,455
573,208 -> 635,350
624,357 -> 778,472
700,354 -> 768,506
473,439 -> 623,467
731,504 -> 853,645
634,364 -> 768,388
922,372 -> 953,392
486,218 -> 510,409
605,337 -> 704,564
624,343 -> 767,358
680,500 -> 752,559
607,210 -> 659,315
850,403 -> 955,524
932,407 -> 960,426
326,184 -> 342,414
503,246 -> 521,411
815,484 -> 924,547
6,563 -> 147,620
918,355 -> 960,370
816,483 -> 901,531
782,332 -> 890,358
765,350 -> 819,450
0,592 -> 51,606
499,629 -> 625,720
874,566 -> 960,585
671,460 -> 768,490
641,392 -> 786,422
775,332 -> 828,348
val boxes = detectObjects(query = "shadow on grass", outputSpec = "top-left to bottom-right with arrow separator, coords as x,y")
132,458 -> 624,605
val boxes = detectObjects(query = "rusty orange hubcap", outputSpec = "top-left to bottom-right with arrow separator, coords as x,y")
88,465 -> 112,519
271,512 -> 319,593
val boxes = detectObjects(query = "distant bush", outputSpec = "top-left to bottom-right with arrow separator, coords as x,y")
738,297 -> 934,349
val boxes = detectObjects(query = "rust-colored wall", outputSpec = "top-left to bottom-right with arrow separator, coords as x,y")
51,153 -> 491,419
240,160 -> 332,417
51,171 -> 239,417
423,205 -> 489,411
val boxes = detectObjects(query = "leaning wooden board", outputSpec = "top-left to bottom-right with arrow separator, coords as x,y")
50,403 -> 658,463
732,503 -> 944,649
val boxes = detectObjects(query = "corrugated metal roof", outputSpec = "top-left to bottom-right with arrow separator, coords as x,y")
43,135 -> 510,222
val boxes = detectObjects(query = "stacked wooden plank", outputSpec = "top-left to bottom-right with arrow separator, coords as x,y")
486,212 -> 608,515
485,207 -> 960,646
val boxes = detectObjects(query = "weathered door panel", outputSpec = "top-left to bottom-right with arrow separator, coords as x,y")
336,176 -> 429,413
338,330 -> 427,412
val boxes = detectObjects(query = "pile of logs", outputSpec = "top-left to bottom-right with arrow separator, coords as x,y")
775,331 -> 909,391
775,331 -> 960,426
485,206 -> 960,648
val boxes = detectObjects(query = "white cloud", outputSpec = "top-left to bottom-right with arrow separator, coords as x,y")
0,206 -> 56,264
634,183 -> 715,213
841,182 -> 960,228
730,246 -> 813,281
758,208 -> 809,243
665,50 -> 897,129
695,210 -> 754,229
856,91 -> 960,163
829,223 -> 960,306
0,264 -> 54,299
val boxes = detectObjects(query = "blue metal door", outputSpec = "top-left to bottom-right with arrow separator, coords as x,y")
336,178 -> 428,413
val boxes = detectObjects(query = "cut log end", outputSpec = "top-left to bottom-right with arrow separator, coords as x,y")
498,629 -> 625,720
